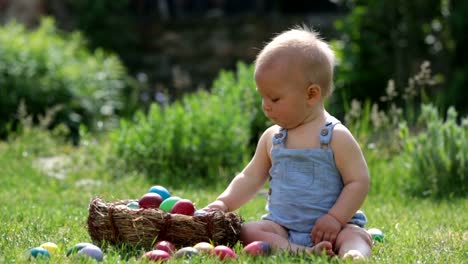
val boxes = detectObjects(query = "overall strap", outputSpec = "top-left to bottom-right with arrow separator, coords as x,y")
320,116 -> 341,149
272,127 -> 287,148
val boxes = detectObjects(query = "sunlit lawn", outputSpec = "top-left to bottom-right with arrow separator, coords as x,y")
0,131 -> 466,263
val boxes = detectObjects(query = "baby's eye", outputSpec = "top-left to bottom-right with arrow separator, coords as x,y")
271,98 -> 280,103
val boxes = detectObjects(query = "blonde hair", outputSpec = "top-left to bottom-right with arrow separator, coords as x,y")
255,25 -> 335,98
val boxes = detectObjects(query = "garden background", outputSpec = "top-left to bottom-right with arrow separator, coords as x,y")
0,0 -> 466,263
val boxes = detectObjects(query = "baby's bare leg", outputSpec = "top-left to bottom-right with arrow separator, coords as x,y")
241,220 -> 291,249
307,241 -> 334,257
241,220 -> 333,256
335,224 -> 372,259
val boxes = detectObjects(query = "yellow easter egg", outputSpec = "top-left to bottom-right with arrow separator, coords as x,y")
40,242 -> 59,255
193,242 -> 214,254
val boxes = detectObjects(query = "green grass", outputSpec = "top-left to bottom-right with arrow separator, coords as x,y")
0,130 -> 466,263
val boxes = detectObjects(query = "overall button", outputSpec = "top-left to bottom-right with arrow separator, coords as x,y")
321,128 -> 328,136
275,133 -> 283,139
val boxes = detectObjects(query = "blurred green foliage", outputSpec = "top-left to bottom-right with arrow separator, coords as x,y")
399,104 -> 467,198
325,59 -> 467,200
332,0 -> 467,117
0,17 -> 139,142
110,63 -> 268,186
59,0 -> 139,67
343,61 -> 439,155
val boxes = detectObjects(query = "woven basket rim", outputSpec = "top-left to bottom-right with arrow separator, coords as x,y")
87,197 -> 243,249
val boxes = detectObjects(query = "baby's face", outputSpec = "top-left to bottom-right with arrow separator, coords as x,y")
255,62 -> 312,129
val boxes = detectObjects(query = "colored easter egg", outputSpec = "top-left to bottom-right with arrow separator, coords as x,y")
127,201 -> 140,209
77,244 -> 104,262
174,247 -> 199,258
154,241 -> 176,254
39,242 -> 58,255
27,247 -> 50,259
194,210 -> 208,216
139,192 -> 163,209
367,228 -> 384,242
170,199 -> 196,216
212,245 -> 237,260
142,250 -> 171,262
243,241 -> 272,256
66,242 -> 94,256
159,196 -> 181,212
193,242 -> 214,254
148,185 -> 171,200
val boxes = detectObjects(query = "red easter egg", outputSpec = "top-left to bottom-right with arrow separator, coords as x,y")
139,193 -> 163,209
170,199 -> 196,216
142,250 -> 170,262
212,245 -> 237,260
243,241 -> 272,256
154,241 -> 176,254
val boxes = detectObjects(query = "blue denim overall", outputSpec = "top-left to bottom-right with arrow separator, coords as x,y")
262,116 -> 367,247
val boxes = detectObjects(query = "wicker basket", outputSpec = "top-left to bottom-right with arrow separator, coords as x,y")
87,197 -> 243,249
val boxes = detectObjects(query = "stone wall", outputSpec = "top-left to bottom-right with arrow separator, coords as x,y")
130,13 -> 342,102
0,0 -> 343,103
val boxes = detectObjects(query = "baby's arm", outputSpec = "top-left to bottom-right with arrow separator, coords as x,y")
205,128 -> 274,212
311,124 -> 370,244
328,124 -> 370,224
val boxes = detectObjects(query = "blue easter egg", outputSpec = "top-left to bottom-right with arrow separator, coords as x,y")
67,242 -> 94,256
148,185 -> 171,200
126,201 -> 140,209
78,244 -> 103,262
28,247 -> 51,259
194,210 -> 208,216
174,247 -> 199,258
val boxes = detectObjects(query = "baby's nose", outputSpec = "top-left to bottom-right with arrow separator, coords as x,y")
262,100 -> 272,112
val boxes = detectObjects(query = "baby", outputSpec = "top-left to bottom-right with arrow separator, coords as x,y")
205,25 -> 372,259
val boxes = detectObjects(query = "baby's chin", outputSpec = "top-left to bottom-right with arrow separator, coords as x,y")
268,116 -> 302,129
275,122 -> 299,130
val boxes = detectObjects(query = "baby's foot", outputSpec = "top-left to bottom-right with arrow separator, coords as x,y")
307,241 -> 334,257
342,249 -> 365,260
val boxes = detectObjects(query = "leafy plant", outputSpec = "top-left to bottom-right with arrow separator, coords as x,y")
399,104 -> 467,198
211,63 -> 270,152
0,17 -> 138,141
344,61 -> 438,156
332,0 -> 467,116
110,63 -> 264,186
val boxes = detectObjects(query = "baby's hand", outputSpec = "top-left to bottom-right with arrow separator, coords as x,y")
310,214 -> 343,245
202,200 -> 229,212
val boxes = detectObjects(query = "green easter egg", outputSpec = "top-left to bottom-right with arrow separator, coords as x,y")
368,228 -> 384,242
159,196 -> 181,212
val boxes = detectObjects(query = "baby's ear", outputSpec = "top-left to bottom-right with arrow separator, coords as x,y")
307,84 -> 322,101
